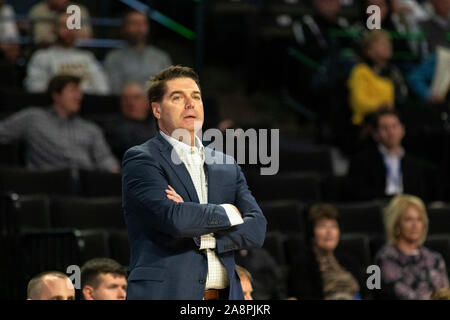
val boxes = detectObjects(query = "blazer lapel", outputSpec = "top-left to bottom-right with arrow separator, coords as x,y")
155,133 -> 200,203
205,148 -> 220,205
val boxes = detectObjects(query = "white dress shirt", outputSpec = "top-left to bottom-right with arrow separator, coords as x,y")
378,144 -> 405,196
160,130 -> 243,289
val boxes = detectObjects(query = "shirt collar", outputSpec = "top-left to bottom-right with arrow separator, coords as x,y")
160,130 -> 204,155
377,143 -> 405,158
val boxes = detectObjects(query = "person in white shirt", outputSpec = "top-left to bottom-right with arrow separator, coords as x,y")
122,65 -> 266,300
348,107 -> 425,201
104,10 -> 172,94
25,12 -> 109,95
28,0 -> 92,45
0,0 -> 19,43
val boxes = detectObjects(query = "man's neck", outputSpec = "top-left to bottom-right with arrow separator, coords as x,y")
379,143 -> 403,156
56,42 -> 74,49
128,41 -> 147,51
160,129 -> 196,146
386,146 -> 402,156
53,104 -> 70,119
373,59 -> 388,70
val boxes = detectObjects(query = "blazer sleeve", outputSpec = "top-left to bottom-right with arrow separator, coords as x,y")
122,147 -> 235,238
214,163 -> 267,254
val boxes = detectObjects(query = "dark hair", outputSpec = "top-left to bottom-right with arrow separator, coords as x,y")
47,74 -> 81,96
306,204 -> 340,241
147,65 -> 200,103
123,9 -> 149,23
27,271 -> 69,299
81,258 -> 127,289
373,107 -> 402,130
309,204 -> 339,226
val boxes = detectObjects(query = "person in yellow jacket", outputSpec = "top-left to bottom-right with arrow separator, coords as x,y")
348,30 -> 408,125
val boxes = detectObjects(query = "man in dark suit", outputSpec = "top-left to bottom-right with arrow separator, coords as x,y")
122,65 -> 267,300
348,108 -> 425,201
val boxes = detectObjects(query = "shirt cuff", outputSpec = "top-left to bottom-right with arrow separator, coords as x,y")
220,204 -> 244,227
200,234 -> 216,250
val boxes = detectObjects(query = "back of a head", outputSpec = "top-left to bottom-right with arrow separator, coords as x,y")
27,271 -> 74,300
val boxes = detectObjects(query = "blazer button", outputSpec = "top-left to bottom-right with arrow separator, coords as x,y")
199,279 -> 206,284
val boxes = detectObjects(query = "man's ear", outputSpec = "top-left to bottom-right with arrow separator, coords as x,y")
400,124 -> 405,140
151,102 -> 161,119
51,91 -> 60,103
371,129 -> 380,142
82,285 -> 95,300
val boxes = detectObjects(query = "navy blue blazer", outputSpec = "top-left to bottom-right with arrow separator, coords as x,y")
122,132 -> 267,300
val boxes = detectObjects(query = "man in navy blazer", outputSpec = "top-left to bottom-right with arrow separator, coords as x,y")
122,65 -> 267,300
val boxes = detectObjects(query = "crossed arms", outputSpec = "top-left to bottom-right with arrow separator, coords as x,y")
122,147 -> 267,253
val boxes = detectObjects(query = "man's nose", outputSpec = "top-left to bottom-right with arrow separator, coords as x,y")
185,97 -> 194,109
118,289 -> 126,299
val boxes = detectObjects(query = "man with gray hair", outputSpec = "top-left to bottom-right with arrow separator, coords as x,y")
103,82 -> 157,160
105,10 -> 172,94
27,271 -> 75,300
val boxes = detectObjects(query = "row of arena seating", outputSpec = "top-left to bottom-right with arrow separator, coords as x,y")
0,227 -> 128,300
2,192 -> 450,266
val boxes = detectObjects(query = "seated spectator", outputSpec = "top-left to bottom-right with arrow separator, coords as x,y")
235,248 -> 290,300
420,0 -> 450,53
105,10 -> 172,94
0,0 -> 19,44
375,194 -> 449,299
27,271 -> 75,300
361,0 -> 427,63
407,52 -> 448,103
348,108 -> 425,201
28,0 -> 92,46
81,258 -> 127,300
0,1 -> 23,88
289,204 -> 363,300
25,13 -> 109,95
292,0 -> 353,63
236,265 -> 253,301
0,74 -> 119,172
348,30 -> 408,125
102,82 -> 156,160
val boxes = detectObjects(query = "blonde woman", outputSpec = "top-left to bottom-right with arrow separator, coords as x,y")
375,195 -> 449,299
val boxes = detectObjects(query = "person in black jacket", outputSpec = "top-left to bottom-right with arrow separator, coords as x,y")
348,107 -> 425,201
102,82 -> 156,161
289,204 -> 365,300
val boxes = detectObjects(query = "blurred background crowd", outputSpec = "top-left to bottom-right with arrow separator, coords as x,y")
0,0 -> 450,300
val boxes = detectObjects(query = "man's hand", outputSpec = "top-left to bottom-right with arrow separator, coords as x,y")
165,185 -> 184,203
